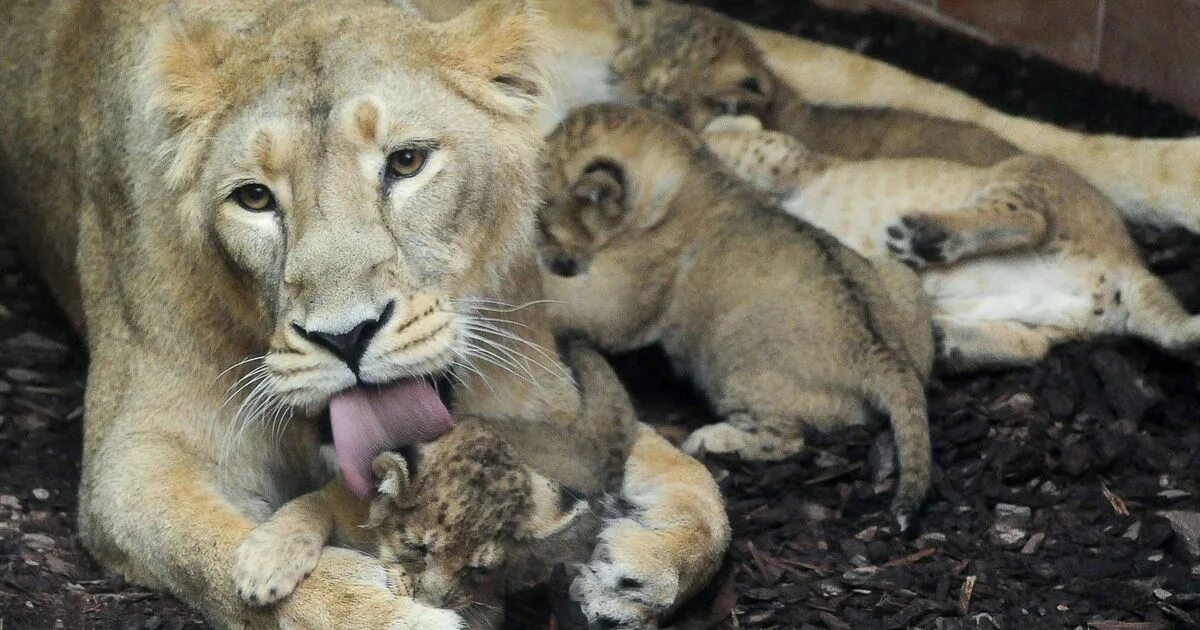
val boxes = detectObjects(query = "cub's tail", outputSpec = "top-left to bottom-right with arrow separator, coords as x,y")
861,361 -> 932,533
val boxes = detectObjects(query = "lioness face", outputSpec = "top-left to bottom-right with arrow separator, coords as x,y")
612,0 -> 776,131
153,3 -> 548,411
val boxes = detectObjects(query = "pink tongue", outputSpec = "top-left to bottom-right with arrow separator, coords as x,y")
330,379 -> 453,498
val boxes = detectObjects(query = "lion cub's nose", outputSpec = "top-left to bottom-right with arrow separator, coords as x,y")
294,302 -> 395,370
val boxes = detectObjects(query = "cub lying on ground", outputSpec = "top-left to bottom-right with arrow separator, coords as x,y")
538,103 -> 935,528
704,116 -> 1200,371
609,0 -> 1019,166
606,0 -> 1200,237
234,341 -> 641,625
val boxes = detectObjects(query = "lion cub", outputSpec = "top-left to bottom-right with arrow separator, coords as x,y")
233,341 -> 638,619
539,103 -> 934,527
609,0 -> 1020,166
703,116 -> 1200,370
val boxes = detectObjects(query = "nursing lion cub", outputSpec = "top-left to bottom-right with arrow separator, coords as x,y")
539,103 -> 934,529
0,1 -> 728,628
704,116 -> 1200,370
606,0 -> 1200,236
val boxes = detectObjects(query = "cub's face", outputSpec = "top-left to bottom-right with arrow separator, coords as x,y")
149,2 -> 548,409
611,0 -> 777,131
538,160 -> 631,278
367,423 -> 585,611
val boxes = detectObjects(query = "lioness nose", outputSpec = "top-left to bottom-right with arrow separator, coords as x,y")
295,302 -> 394,369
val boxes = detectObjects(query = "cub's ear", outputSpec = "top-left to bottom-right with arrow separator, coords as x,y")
516,469 -> 588,541
372,451 -> 414,501
703,115 -> 764,134
437,0 -> 551,119
572,161 -> 627,220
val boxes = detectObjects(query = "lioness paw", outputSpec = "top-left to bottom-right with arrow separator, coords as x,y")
233,526 -> 324,606
885,215 -> 953,268
571,519 -> 683,628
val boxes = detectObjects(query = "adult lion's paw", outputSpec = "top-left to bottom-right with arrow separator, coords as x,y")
233,523 -> 324,606
571,518 -> 683,629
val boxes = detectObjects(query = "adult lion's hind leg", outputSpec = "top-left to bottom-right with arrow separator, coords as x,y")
571,425 -> 730,628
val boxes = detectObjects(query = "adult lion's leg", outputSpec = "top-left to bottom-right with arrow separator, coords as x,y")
78,360 -> 461,630
572,425 -> 730,628
747,26 -> 1200,233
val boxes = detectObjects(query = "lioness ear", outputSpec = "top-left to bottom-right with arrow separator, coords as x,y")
438,0 -> 551,118
517,469 -> 588,541
147,20 -> 234,129
573,161 -> 627,220
144,19 -> 235,188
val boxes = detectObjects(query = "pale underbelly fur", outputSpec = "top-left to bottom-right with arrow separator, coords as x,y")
781,163 -> 1116,332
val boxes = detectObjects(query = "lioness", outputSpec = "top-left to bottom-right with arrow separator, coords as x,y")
538,103 -> 934,529
704,116 -> 1200,370
0,1 -> 727,628
481,0 -> 1200,235
235,341 -> 639,625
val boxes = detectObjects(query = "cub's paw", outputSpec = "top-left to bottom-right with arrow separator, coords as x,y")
571,519 -> 681,629
885,215 -> 953,268
234,525 -> 324,606
682,422 -> 798,461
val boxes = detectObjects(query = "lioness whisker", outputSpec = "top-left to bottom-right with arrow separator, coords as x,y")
459,321 -> 572,383
458,337 -> 537,387
214,354 -> 267,385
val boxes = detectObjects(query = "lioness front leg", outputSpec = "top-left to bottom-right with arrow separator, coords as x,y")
572,425 -> 730,628
81,433 -> 460,630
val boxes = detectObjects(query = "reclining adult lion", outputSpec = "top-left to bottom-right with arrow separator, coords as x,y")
425,0 -> 1200,233
0,1 -> 728,628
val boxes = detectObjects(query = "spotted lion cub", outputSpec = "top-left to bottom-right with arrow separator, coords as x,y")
233,341 -> 641,624
539,103 -> 934,528
703,116 -> 1200,371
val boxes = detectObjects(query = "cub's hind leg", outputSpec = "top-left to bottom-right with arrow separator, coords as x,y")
887,170 -> 1050,267
936,317 -> 1070,372
683,382 -> 866,460
1121,271 -> 1200,351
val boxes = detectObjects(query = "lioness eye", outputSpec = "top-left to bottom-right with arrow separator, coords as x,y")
232,184 -> 276,212
386,148 -> 429,179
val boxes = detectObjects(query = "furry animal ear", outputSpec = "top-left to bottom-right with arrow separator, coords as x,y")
704,115 -> 764,134
147,19 -> 234,130
573,161 -> 627,219
144,18 -> 236,188
372,451 -> 414,501
436,0 -> 551,119
516,470 -> 587,541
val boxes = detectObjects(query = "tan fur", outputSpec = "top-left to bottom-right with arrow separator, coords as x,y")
479,0 -> 1200,235
0,1 -> 728,627
538,104 -> 934,528
704,117 -> 1200,370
